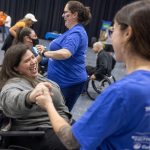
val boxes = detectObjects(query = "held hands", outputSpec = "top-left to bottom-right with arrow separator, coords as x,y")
35,85 -> 53,110
36,45 -> 45,53
36,45 -> 47,57
29,82 -> 52,104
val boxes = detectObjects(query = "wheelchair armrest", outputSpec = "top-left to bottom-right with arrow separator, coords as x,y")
0,130 -> 45,137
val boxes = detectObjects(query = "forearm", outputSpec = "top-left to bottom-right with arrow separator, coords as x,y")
36,55 -> 42,63
46,103 -> 80,149
44,49 -> 72,60
9,28 -> 16,37
1,90 -> 32,117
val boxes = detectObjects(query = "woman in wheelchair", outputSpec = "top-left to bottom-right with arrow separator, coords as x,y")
0,44 -> 72,150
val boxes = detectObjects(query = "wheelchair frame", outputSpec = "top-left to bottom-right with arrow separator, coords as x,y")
86,74 -> 116,100
0,110 -> 45,150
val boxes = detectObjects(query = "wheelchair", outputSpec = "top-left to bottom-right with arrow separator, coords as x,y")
86,74 -> 116,100
0,111 -> 45,150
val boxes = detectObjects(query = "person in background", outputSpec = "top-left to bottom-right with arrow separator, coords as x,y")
9,13 -> 37,38
35,0 -> 150,149
15,27 -> 48,74
86,41 -> 116,81
0,44 -> 71,150
0,11 -> 6,41
38,1 -> 91,111
4,12 -> 11,37
2,13 -> 37,52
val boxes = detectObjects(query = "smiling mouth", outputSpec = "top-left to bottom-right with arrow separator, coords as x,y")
29,64 -> 38,73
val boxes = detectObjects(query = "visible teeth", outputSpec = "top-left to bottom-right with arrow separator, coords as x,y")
30,67 -> 36,71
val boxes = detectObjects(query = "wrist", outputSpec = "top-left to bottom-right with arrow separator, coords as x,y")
41,50 -> 47,57
25,92 -> 34,108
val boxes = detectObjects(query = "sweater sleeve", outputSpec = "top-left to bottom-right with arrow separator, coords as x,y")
0,80 -> 33,118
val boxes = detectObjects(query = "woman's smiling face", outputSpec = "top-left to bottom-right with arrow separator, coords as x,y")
14,50 -> 38,78
62,4 -> 78,29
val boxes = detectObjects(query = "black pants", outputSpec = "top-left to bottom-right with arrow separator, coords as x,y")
86,65 -> 104,80
8,128 -> 67,150
61,81 -> 86,111
86,65 -> 95,76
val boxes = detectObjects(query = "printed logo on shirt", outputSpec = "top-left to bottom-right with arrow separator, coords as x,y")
145,106 -> 150,112
131,133 -> 150,150
145,105 -> 150,116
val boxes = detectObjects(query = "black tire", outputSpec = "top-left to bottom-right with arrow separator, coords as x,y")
92,76 -> 111,93
86,75 -> 116,100
86,79 -> 100,100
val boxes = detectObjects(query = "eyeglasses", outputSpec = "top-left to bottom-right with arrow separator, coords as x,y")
108,27 -> 114,36
63,10 -> 72,15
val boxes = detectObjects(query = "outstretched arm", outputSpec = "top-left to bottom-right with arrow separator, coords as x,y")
9,25 -> 19,38
36,45 -> 72,60
35,87 -> 80,150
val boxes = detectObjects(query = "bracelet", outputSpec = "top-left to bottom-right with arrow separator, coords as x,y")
41,50 -> 47,57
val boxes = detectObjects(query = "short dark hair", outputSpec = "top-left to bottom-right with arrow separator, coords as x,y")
114,0 -> 150,60
67,1 -> 91,25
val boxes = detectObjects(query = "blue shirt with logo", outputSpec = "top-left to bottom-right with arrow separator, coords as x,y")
72,70 -> 150,150
47,24 -> 88,88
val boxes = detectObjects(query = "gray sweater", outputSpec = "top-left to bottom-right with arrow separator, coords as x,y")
0,75 -> 72,131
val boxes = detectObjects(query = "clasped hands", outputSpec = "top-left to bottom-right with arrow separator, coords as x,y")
28,82 -> 53,110
36,45 -> 47,57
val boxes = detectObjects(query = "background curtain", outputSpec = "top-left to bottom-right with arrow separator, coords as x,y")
0,0 -> 134,46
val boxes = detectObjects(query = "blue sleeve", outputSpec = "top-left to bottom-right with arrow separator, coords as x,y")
40,57 -> 48,66
72,85 -> 127,150
32,47 -> 38,57
62,32 -> 80,55
32,47 -> 48,66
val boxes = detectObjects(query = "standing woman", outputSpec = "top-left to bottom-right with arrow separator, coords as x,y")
2,13 -> 37,52
9,13 -> 37,38
41,1 -> 91,111
35,0 -> 150,149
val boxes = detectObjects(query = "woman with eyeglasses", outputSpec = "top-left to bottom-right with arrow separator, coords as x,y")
38,1 -> 92,111
35,0 -> 150,149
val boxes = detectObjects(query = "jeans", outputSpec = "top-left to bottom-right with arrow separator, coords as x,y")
5,26 -> 10,37
0,25 -> 5,41
61,81 -> 86,111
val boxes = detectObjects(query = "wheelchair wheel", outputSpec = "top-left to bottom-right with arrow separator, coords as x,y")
86,79 -> 101,100
86,75 -> 116,100
92,75 -> 115,94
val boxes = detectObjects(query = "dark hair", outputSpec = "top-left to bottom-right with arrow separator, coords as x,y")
114,0 -> 150,60
0,44 -> 32,89
67,1 -> 91,25
14,27 -> 33,44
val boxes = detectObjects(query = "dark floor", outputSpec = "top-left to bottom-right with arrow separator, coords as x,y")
0,34 -> 126,120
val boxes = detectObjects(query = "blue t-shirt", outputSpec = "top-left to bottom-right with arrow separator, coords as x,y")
47,24 -> 88,88
72,70 -> 150,150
